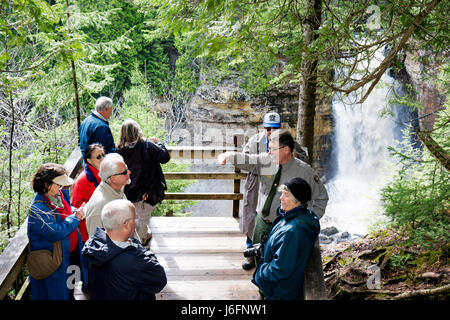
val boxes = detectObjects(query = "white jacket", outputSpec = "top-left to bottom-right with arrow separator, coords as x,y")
85,181 -> 127,237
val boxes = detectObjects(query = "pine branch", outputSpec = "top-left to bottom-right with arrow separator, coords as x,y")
333,0 -> 443,102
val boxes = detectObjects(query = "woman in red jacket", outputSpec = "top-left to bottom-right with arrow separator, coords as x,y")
71,143 -> 105,241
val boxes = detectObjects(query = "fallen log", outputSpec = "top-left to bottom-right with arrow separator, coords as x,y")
392,283 -> 450,300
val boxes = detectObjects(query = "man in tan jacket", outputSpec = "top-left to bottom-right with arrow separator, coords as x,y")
219,130 -> 328,263
85,153 -> 131,238
239,112 -> 309,270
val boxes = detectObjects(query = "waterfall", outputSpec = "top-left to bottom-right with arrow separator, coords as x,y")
322,50 -> 400,236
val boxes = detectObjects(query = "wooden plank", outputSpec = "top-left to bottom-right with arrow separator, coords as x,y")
149,217 -> 242,233
164,172 -> 247,180
65,146 -> 83,178
158,280 -> 260,300
167,146 -> 238,160
164,193 -> 243,200
151,217 -> 240,223
0,220 -> 29,300
157,253 -> 249,272
161,279 -> 257,292
157,289 -> 259,300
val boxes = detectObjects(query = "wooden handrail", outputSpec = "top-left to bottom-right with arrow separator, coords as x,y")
163,172 -> 247,180
167,146 -> 237,159
165,193 -> 243,200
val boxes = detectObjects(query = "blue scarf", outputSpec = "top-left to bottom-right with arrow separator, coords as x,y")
84,163 -> 99,187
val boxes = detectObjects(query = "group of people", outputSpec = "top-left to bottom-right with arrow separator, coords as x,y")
27,97 -> 329,300
218,112 -> 329,300
27,97 -> 169,300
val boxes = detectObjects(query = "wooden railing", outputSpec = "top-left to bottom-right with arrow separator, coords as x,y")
165,143 -> 246,218
0,144 -> 246,300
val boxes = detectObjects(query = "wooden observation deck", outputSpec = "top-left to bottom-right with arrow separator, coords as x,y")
1,141 -> 326,300
0,143 -> 261,300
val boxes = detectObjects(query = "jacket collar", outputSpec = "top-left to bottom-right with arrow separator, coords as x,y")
91,110 -> 108,123
98,180 -> 125,198
277,205 -> 308,221
85,163 -> 100,187
280,155 -> 296,172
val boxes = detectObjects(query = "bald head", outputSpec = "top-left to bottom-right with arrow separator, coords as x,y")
101,199 -> 135,232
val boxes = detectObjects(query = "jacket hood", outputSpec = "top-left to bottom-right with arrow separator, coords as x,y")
82,227 -> 123,266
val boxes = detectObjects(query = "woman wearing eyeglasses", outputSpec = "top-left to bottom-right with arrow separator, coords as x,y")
27,163 -> 88,300
71,143 -> 105,242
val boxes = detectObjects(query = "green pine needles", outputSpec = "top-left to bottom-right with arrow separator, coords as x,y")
381,107 -> 450,247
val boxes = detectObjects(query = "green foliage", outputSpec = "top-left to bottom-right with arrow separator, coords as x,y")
381,104 -> 450,247
28,0 -> 130,119
390,252 -> 414,269
0,115 -> 77,253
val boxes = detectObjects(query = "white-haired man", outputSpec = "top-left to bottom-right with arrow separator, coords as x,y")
85,153 -> 131,238
82,199 -> 167,300
79,96 -> 116,159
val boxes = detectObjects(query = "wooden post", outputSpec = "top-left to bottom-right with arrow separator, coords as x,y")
232,136 -> 240,218
303,239 -> 327,299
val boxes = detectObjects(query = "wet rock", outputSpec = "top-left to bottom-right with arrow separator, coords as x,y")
319,235 -> 333,244
321,226 -> 339,236
340,231 -> 350,239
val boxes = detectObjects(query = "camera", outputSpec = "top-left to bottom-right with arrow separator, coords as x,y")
243,236 -> 267,259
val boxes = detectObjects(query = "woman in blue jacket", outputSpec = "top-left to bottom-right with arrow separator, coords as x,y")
28,163 -> 88,300
252,177 -> 320,300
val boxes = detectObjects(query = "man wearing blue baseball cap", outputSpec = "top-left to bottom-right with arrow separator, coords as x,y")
239,111 -> 308,270
262,111 -> 282,128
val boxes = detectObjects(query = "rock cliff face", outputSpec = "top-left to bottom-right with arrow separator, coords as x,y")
397,50 -> 446,131
157,79 -> 334,179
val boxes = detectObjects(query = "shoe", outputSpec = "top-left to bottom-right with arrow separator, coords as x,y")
242,256 -> 255,270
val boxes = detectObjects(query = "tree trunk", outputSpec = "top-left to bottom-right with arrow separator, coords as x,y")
71,60 -> 81,133
66,0 -> 81,141
7,92 -> 14,238
296,0 -> 322,166
417,131 -> 450,171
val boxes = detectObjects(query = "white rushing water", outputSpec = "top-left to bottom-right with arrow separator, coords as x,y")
322,50 -> 397,236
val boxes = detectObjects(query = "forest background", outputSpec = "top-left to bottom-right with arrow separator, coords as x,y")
0,0 -> 448,293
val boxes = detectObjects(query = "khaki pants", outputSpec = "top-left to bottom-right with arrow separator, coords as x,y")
133,200 -> 155,242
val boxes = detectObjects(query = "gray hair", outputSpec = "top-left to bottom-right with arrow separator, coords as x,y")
101,199 -> 135,231
277,184 -> 301,204
95,96 -> 113,113
118,119 -> 143,148
99,153 -> 125,182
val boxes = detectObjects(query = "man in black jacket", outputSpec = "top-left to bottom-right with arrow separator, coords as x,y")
82,199 -> 167,300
